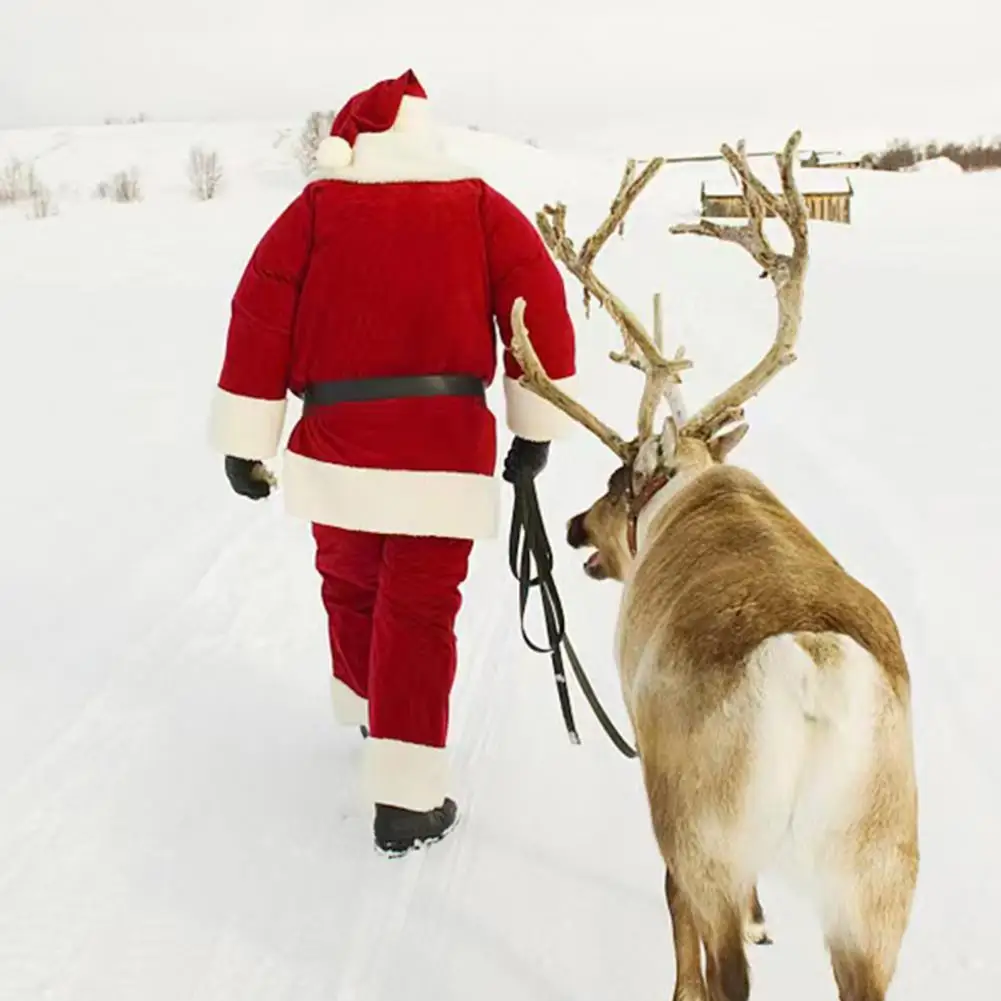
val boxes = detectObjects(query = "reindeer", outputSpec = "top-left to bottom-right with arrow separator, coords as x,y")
509,132 -> 919,1001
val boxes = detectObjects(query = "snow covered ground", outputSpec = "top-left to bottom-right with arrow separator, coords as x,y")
1,120 -> 999,999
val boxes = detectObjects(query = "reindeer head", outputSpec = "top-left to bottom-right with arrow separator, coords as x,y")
565,425 -> 751,582
511,131 -> 810,583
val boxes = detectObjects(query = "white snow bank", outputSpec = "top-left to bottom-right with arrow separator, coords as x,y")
1,118 -> 999,1001
913,155 -> 966,175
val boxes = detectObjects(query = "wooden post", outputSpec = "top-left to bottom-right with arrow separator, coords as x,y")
654,291 -> 689,426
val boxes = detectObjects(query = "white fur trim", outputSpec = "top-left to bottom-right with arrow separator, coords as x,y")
363,737 -> 449,811
330,676 -> 368,727
311,128 -> 479,184
503,374 -> 579,442
390,94 -> 430,133
208,388 -> 287,459
315,135 -> 352,169
281,449 -> 499,539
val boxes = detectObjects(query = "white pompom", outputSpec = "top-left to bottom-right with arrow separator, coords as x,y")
315,136 -> 352,169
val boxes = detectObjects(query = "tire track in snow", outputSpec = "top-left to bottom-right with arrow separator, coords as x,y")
1,503 -> 277,789
0,507 -> 276,861
399,573 -> 519,930
329,552 -> 517,1001
0,499 -> 352,1001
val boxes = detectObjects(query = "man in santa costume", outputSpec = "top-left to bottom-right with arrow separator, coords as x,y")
208,69 -> 577,856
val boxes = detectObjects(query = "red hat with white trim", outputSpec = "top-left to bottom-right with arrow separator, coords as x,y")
315,69 -> 429,169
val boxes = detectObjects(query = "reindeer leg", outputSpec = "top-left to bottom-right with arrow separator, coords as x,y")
824,840 -> 917,1001
665,866 -> 708,1001
743,884 -> 772,945
699,901 -> 750,1001
679,863 -> 750,1001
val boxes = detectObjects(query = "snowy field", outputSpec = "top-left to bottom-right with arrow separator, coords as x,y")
1,120 -> 999,999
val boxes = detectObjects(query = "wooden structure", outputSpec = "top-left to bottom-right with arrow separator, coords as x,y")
801,150 -> 874,170
699,175 -> 854,224
634,150 -> 844,170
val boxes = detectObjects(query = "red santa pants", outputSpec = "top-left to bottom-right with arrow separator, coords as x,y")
312,523 -> 473,812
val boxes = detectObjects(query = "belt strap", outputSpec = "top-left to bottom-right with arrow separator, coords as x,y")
302,374 -> 485,412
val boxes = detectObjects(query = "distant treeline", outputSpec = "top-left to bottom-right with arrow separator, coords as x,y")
865,137 -> 1001,172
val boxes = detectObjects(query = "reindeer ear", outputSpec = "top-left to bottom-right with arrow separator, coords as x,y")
707,423 -> 749,463
659,416 -> 679,457
633,416 -> 678,485
632,437 -> 661,479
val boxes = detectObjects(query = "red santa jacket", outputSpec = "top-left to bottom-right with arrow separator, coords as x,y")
208,133 -> 577,540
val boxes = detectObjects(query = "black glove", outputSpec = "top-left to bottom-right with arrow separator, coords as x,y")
224,455 -> 272,500
502,437 -> 550,483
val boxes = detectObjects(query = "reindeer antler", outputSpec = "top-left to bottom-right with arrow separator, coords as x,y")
510,130 -> 808,467
535,158 -> 691,443
668,130 -> 809,444
509,298 -> 632,462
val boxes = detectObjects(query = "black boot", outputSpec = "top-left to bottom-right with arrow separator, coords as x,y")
374,798 -> 459,857
359,724 -> 369,739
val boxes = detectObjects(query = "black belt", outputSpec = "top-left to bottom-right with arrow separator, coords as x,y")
300,374 -> 485,413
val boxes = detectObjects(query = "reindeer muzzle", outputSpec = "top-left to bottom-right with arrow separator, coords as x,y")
566,512 -> 589,549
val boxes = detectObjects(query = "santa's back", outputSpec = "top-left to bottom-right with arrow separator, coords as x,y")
209,69 -> 579,540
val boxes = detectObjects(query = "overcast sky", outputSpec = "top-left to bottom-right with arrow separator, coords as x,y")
3,0 -> 997,153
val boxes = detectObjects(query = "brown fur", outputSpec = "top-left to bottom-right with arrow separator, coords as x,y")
794,631 -> 843,667
568,443 -> 919,1001
624,463 -> 910,701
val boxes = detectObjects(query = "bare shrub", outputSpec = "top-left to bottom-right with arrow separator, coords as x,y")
937,138 -> 1001,171
866,136 -> 1001,172
0,156 -> 56,217
29,183 -> 56,219
294,110 -> 336,174
103,113 -> 147,125
868,139 -> 923,172
188,146 -> 223,200
96,168 -> 142,203
0,156 -> 41,205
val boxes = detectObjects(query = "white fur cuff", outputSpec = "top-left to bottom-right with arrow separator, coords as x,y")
503,374 -> 579,442
208,388 -> 287,459
363,738 -> 450,812
330,676 -> 368,727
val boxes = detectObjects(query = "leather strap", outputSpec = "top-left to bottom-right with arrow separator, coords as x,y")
302,374 -> 485,412
626,470 -> 672,556
508,470 -> 638,759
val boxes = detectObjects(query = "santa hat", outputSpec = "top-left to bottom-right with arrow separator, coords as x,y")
315,69 -> 429,170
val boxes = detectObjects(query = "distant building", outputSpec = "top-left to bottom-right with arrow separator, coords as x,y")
801,150 -> 875,170
699,172 -> 855,225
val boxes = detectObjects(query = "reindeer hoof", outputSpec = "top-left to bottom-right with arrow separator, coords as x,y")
744,920 -> 773,946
